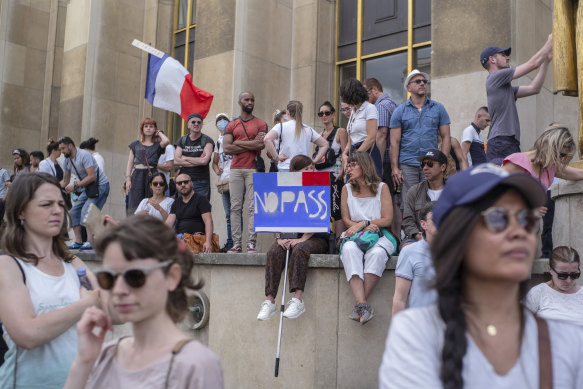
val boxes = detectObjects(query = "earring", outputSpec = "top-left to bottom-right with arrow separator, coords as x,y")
20,219 -> 24,226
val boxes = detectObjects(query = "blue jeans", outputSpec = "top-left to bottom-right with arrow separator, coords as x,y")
192,179 -> 210,201
221,192 -> 233,245
70,182 -> 110,226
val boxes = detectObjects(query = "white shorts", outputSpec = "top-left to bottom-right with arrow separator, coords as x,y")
340,236 -> 394,281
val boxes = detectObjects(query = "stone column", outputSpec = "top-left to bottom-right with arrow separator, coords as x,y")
550,179 -> 583,257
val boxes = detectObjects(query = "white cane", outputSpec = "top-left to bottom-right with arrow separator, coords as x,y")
274,247 -> 290,377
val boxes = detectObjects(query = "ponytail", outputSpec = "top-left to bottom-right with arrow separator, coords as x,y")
287,100 -> 304,140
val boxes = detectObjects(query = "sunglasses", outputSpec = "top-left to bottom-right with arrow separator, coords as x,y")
411,79 -> 429,85
421,160 -> 435,168
560,152 -> 568,158
549,263 -> 581,280
318,110 -> 333,117
480,207 -> 540,234
341,107 -> 351,112
176,180 -> 192,186
190,120 -> 202,125
151,181 -> 165,187
95,260 -> 173,290
346,162 -> 358,169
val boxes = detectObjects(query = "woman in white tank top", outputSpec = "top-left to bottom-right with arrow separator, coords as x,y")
0,173 -> 100,388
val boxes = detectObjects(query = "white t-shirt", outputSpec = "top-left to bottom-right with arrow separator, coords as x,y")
213,134 -> 232,181
134,197 -> 174,221
461,124 -> 484,167
347,101 -> 378,144
271,119 -> 321,170
157,144 -> 175,184
91,152 -> 105,175
525,283 -> 583,327
379,305 -> 583,389
427,188 -> 443,201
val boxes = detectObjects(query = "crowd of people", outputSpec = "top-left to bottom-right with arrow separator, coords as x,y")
1,34 -> 583,387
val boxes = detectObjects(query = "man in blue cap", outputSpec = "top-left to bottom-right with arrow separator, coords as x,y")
481,34 -> 553,165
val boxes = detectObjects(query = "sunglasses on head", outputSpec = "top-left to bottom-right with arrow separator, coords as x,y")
411,79 -> 429,85
176,179 -> 191,186
421,160 -> 435,168
549,263 -> 581,280
151,181 -> 165,187
480,207 -> 540,234
95,260 -> 173,290
318,110 -> 333,117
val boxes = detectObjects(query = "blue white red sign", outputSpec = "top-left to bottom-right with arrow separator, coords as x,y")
253,172 -> 330,233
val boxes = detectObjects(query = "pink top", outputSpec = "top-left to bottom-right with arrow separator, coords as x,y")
502,153 -> 556,191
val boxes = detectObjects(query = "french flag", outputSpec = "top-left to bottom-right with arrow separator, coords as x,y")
145,53 -> 213,120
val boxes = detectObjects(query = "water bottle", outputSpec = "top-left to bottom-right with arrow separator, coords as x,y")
77,267 -> 92,290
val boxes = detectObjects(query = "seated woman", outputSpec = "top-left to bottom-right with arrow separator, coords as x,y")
256,155 -> 330,321
339,151 -> 396,324
502,125 -> 583,191
65,214 -> 223,389
134,172 -> 174,222
380,164 -> 583,388
525,246 -> 583,326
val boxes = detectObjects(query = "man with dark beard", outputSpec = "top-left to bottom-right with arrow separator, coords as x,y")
222,91 -> 268,253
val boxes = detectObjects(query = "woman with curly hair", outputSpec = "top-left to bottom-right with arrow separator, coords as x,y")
12,149 -> 31,177
339,151 -> 396,324
65,214 -> 223,389
380,164 -> 583,388
339,78 -> 382,177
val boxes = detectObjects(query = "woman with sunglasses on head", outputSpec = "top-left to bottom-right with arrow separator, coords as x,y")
264,100 -> 329,172
125,117 -> 170,215
256,155 -> 331,321
0,173 -> 100,388
314,101 -> 348,238
12,149 -> 31,177
340,152 -> 396,324
134,173 -> 174,222
525,246 -> 583,327
380,164 -> 583,388
65,215 -> 223,389
339,78 -> 382,178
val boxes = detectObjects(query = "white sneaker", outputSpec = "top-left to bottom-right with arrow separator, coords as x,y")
283,298 -> 305,319
257,300 -> 277,321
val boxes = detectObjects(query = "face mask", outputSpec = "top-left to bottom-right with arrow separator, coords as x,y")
217,120 -> 228,131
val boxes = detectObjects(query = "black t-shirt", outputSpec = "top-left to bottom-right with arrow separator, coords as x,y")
175,134 -> 214,181
170,192 -> 212,234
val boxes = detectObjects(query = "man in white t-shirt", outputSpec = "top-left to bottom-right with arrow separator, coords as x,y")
393,202 -> 437,315
157,133 -> 175,196
402,150 -> 446,242
461,106 -> 490,167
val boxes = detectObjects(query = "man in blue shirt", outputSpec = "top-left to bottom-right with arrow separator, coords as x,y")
389,69 -> 451,209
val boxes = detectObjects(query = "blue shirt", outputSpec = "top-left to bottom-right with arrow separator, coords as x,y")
374,94 -> 399,160
395,239 -> 437,309
390,98 -> 450,166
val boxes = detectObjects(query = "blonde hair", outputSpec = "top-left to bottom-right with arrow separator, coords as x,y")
530,125 -> 575,174
286,100 -> 304,140
347,151 -> 381,194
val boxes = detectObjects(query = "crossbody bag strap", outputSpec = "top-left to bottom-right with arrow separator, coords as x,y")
164,338 -> 194,389
69,157 -> 83,180
535,316 -> 553,389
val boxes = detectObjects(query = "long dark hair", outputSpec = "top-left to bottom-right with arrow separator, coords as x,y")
2,173 -> 74,265
95,214 -> 203,322
432,186 -> 531,388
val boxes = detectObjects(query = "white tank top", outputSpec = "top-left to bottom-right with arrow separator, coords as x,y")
0,257 -> 80,388
346,182 -> 384,222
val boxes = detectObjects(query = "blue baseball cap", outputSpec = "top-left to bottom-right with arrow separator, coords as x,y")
480,46 -> 511,66
432,164 -> 546,228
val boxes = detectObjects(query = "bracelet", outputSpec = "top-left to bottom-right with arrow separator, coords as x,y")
363,220 -> 370,227
275,234 -> 282,239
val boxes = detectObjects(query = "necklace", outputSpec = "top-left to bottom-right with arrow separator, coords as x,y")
486,324 -> 497,336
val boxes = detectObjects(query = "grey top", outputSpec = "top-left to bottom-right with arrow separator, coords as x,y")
486,67 -> 520,141
62,148 -> 109,186
395,239 -> 437,309
0,168 -> 10,198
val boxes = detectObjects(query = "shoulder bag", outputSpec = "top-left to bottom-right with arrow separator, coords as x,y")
314,126 -> 339,170
70,157 -> 99,198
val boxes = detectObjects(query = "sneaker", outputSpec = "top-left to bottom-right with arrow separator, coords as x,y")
283,298 -> 305,319
80,241 -> 93,250
359,303 -> 375,325
68,242 -> 83,250
246,242 -> 257,253
348,304 -> 362,321
227,244 -> 242,254
221,242 -> 233,253
257,300 -> 277,321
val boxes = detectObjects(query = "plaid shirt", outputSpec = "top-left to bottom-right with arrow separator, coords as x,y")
374,94 -> 398,161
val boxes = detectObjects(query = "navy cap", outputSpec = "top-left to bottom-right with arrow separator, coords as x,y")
188,113 -> 203,122
480,46 -> 511,65
432,164 -> 546,228
417,149 -> 448,165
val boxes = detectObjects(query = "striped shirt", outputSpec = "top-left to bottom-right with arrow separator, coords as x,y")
374,94 -> 398,160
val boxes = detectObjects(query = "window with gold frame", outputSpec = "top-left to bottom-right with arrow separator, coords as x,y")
168,0 -> 197,143
335,0 -> 431,128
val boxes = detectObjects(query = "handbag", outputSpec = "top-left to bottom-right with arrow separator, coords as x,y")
183,233 -> 221,253
70,158 -> 99,198
216,177 -> 229,194
239,119 -> 265,172
314,127 -> 339,170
